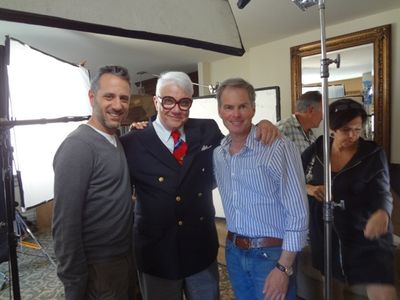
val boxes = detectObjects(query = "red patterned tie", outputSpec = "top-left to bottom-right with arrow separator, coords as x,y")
171,130 -> 187,165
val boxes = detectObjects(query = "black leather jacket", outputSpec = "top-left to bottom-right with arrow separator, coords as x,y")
302,136 -> 393,283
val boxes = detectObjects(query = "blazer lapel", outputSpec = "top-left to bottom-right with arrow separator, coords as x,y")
138,123 -> 180,170
179,123 -> 201,181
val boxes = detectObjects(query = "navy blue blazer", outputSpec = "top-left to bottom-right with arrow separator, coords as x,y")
120,118 -> 223,279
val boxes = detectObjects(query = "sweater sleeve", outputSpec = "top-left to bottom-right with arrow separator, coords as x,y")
52,137 -> 93,300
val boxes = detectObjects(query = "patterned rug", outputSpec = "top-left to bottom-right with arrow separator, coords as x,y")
0,231 -> 234,300
0,232 -> 63,300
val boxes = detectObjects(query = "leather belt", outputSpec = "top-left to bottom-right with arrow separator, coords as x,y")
227,231 -> 283,249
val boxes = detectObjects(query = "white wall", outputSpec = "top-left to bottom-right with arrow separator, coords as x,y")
200,8 -> 400,163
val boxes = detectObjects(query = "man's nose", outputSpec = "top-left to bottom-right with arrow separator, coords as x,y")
112,98 -> 124,110
171,102 -> 182,113
233,108 -> 241,117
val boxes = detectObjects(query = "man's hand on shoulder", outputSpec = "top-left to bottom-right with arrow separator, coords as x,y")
256,120 -> 281,145
130,121 -> 149,131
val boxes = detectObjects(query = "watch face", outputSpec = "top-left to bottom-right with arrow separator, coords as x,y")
286,267 -> 294,276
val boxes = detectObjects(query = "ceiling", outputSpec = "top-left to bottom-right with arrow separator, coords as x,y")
0,0 -> 399,89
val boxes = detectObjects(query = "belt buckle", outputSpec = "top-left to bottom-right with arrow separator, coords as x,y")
230,232 -> 251,249
232,233 -> 245,248
239,235 -> 250,249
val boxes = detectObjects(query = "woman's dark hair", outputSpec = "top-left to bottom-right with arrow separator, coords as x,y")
329,98 -> 368,130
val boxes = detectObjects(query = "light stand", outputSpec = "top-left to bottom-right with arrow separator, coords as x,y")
0,116 -> 89,299
0,126 -> 21,300
16,210 -> 57,268
291,0 -> 341,299
318,2 -> 334,299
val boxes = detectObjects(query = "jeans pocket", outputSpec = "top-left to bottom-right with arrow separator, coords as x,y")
254,246 -> 281,261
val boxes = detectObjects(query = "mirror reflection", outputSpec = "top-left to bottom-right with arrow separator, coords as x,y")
301,44 -> 374,140
290,25 -> 391,156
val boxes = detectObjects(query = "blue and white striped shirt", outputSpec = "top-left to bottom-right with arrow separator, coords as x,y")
213,125 -> 309,252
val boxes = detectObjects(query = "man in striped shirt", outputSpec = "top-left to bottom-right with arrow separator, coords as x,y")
213,78 -> 309,300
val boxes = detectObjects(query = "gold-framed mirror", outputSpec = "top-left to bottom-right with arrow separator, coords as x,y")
290,24 -> 391,156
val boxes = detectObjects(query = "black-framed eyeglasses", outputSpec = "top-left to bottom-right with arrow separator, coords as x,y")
157,96 -> 193,111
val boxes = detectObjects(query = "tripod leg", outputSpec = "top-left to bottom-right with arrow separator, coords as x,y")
15,213 -> 57,268
0,271 -> 9,290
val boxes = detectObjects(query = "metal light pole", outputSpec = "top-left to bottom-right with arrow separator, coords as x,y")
291,1 -> 341,299
318,2 -> 333,299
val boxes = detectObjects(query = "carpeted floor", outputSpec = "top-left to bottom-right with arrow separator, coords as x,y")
0,231 -> 234,300
0,232 -> 63,299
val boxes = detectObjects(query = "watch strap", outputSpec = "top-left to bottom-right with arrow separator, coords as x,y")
275,262 -> 293,276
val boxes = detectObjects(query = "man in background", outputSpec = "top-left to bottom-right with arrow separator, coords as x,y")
277,91 -> 322,153
53,65 -> 135,300
213,78 -> 309,300
120,71 -> 279,300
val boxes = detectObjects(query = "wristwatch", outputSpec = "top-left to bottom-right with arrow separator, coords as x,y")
276,262 -> 294,276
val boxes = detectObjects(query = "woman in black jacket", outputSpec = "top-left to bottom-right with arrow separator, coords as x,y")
302,98 -> 397,299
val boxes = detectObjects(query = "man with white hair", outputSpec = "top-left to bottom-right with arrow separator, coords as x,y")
120,71 -> 279,300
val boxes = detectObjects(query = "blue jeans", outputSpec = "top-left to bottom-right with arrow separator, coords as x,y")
225,239 -> 296,300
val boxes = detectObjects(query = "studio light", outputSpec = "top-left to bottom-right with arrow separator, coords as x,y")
5,38 -> 91,209
192,82 -> 219,94
1,36 -> 91,300
208,83 -> 219,95
292,0 -> 317,11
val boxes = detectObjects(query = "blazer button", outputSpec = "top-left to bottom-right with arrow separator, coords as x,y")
199,216 -> 204,221
178,221 -> 183,226
197,192 -> 203,197
158,177 -> 164,182
176,196 -> 181,202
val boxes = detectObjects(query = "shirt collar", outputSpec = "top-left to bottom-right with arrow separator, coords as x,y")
153,115 -> 186,143
291,114 -> 315,139
85,124 -> 117,147
288,114 -> 303,129
220,125 -> 257,153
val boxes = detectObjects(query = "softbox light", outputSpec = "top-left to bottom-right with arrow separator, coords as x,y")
4,37 -> 91,209
0,0 -> 244,56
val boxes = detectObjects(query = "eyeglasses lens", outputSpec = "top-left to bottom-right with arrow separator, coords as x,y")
160,96 -> 192,111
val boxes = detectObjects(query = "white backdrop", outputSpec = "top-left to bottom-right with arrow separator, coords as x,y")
7,38 -> 91,208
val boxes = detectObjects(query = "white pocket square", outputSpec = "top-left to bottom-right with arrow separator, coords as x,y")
201,145 -> 212,151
